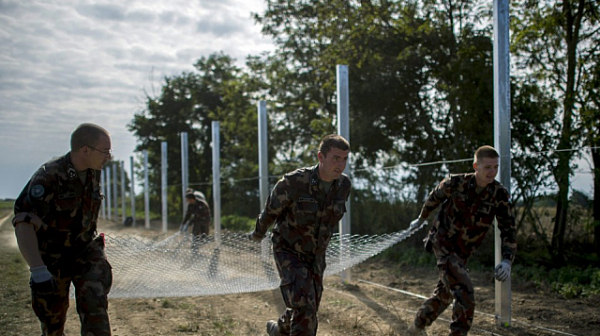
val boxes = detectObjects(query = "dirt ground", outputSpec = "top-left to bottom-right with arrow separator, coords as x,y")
2,215 -> 599,336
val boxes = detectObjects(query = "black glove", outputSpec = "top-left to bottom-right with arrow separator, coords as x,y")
29,265 -> 58,295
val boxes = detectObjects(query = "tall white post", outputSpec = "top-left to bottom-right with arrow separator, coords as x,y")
120,160 -> 126,224
112,162 -> 118,221
181,132 -> 189,217
130,156 -> 136,227
258,101 -> 269,208
494,0 -> 512,327
106,167 -> 112,221
257,101 -> 271,265
161,141 -> 168,233
337,64 -> 351,282
144,150 -> 150,229
100,168 -> 106,219
212,122 -> 221,244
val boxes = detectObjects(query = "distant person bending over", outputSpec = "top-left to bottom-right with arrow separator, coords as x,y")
406,145 -> 517,336
13,123 -> 113,336
180,189 -> 212,252
248,134 -> 352,336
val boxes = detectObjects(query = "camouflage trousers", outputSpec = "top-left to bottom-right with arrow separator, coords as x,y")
273,252 -> 324,336
414,250 -> 474,336
33,236 -> 113,336
192,222 -> 209,236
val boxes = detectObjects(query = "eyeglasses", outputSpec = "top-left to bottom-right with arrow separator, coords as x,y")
88,145 -> 113,158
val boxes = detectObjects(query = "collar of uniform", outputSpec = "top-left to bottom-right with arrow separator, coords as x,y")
467,173 -> 477,190
65,152 -> 79,181
310,164 -> 341,188
64,152 -> 93,183
310,164 -> 320,186
468,172 -> 494,195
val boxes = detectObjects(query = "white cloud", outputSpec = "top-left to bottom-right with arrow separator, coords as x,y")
0,0 -> 274,199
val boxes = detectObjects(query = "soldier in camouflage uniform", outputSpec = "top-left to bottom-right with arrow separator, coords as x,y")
406,145 -> 517,336
180,189 -> 212,253
13,123 -> 113,336
249,134 -> 351,336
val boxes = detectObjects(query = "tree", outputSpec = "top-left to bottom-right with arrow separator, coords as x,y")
128,52 -> 262,221
581,46 -> 600,259
511,0 -> 599,261
254,0 -> 501,205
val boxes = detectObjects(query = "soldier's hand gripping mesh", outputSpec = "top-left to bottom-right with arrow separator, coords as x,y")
494,259 -> 512,282
29,265 -> 58,295
247,231 -> 263,242
409,218 -> 427,230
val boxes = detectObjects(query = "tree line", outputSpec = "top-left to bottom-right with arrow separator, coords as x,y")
127,0 -> 599,266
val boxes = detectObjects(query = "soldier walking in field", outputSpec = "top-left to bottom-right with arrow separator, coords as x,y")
180,189 -> 212,253
248,134 -> 352,336
406,145 -> 517,336
13,123 -> 113,336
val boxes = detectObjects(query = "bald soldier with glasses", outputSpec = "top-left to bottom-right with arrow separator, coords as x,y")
13,123 -> 114,336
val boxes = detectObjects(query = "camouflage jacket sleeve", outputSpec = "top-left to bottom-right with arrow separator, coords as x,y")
495,186 -> 518,262
182,203 -> 195,224
418,176 -> 453,220
254,176 -> 291,237
13,164 -> 57,230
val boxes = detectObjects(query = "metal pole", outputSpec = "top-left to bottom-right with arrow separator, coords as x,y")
100,168 -> 106,219
144,150 -> 150,229
106,166 -> 112,221
212,122 -> 221,244
130,156 -> 136,227
120,160 -> 126,224
161,141 -> 168,233
258,101 -> 271,266
258,101 -> 269,208
181,132 -> 189,217
493,0 -> 512,327
337,64 -> 351,282
112,162 -> 118,221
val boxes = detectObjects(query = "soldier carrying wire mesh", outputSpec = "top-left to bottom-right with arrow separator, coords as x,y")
406,145 -> 517,336
248,134 -> 352,336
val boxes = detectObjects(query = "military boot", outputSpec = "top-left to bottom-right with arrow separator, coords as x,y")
407,322 -> 428,336
266,320 -> 280,336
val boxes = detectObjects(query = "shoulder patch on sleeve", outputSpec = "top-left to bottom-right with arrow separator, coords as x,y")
30,185 -> 45,199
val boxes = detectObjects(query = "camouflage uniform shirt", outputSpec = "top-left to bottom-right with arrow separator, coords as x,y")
183,198 -> 211,234
13,153 -> 104,268
420,173 -> 517,262
254,165 -> 351,274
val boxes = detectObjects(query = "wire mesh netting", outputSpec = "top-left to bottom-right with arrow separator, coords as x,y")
104,222 -> 427,298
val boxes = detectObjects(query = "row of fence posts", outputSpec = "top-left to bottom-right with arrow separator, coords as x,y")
98,29 -> 513,322
99,65 -> 351,253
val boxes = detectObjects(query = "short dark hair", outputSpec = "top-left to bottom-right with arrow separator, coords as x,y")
474,145 -> 499,163
71,123 -> 110,151
318,134 -> 350,156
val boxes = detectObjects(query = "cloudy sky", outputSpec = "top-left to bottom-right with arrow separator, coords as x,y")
0,0 -> 593,200
0,0 -> 275,199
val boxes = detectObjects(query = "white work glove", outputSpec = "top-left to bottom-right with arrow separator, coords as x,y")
494,259 -> 512,282
29,265 -> 57,295
180,222 -> 189,233
409,218 -> 427,230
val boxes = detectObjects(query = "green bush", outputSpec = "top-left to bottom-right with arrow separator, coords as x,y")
221,215 -> 255,232
513,265 -> 600,298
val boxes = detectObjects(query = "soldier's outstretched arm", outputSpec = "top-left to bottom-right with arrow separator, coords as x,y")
249,177 -> 291,240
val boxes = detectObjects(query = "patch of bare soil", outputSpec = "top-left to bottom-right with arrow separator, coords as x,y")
2,217 -> 598,336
